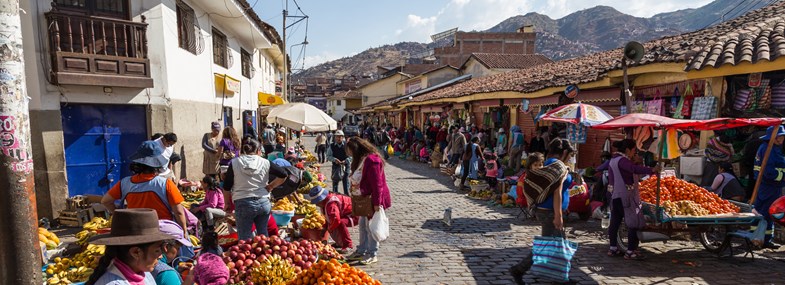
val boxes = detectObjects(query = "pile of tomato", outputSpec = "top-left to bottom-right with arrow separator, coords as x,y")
639,176 -> 740,215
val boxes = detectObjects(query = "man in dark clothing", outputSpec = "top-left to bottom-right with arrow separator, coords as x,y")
327,130 -> 351,195
244,120 -> 258,140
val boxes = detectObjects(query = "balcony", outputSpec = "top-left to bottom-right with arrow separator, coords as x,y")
45,10 -> 153,88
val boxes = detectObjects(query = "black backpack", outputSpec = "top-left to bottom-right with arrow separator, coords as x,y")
271,166 -> 303,199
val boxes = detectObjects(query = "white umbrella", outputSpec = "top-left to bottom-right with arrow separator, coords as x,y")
266,103 -> 337,132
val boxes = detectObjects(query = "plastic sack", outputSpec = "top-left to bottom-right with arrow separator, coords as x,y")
387,144 -> 394,156
531,236 -> 578,282
369,208 -> 389,242
507,186 -> 518,199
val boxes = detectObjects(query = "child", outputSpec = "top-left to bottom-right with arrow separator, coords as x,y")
191,176 -> 226,230
484,150 -> 500,189
516,152 -> 545,207
191,231 -> 229,285
393,138 -> 404,154
419,143 -> 430,162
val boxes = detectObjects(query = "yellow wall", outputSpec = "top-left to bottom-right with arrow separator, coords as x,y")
360,74 -> 408,106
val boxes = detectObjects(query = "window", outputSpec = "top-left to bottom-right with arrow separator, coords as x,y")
337,100 -> 342,106
212,28 -> 228,68
176,1 -> 197,54
55,0 -> 129,19
241,49 -> 251,78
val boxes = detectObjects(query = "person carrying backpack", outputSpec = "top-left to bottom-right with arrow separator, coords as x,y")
510,139 -> 573,285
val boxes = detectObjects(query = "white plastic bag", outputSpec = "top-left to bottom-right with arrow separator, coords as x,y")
369,208 -> 389,242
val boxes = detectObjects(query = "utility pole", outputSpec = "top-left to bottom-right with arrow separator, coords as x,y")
0,1 -> 42,284
281,5 -> 287,103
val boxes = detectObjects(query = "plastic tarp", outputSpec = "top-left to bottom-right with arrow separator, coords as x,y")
590,113 -> 782,131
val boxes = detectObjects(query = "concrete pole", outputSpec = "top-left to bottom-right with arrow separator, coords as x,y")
0,0 -> 42,284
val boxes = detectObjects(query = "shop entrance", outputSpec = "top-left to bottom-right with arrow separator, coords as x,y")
61,104 -> 148,196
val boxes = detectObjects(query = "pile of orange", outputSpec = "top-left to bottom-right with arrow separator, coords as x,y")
639,176 -> 740,215
287,259 -> 382,285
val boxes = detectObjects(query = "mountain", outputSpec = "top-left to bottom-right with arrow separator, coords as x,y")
296,0 -> 770,80
292,42 -> 428,79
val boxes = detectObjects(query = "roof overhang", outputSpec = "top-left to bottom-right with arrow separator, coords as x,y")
190,0 -> 272,49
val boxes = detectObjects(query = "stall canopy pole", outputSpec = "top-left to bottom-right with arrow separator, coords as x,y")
749,124 -> 780,204
655,127 -> 665,220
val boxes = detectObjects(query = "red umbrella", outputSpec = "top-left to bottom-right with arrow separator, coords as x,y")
590,113 -> 782,130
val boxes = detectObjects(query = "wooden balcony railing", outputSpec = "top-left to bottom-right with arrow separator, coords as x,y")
45,10 -> 153,88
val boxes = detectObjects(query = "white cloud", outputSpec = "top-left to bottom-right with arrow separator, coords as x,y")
298,51 -> 343,69
392,0 -> 532,43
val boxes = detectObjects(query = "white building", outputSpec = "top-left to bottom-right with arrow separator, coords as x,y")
21,0 -> 285,218
327,90 -> 363,125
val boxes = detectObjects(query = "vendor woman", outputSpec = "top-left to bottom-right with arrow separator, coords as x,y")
307,186 -> 358,252
753,125 -> 785,249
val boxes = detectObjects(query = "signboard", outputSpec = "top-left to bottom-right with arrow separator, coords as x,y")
520,98 -> 531,114
748,72 -> 762,87
564,85 -> 579,98
307,97 -> 327,111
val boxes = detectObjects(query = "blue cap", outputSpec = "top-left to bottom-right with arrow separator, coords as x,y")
760,126 -> 785,140
129,141 -> 168,168
307,186 -> 329,204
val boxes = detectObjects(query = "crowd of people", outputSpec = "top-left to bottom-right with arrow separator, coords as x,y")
83,119 -> 393,284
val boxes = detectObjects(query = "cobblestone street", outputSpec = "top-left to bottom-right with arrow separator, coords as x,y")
305,137 -> 785,285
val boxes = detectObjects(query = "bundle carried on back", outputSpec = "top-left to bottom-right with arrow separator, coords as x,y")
523,160 -> 568,207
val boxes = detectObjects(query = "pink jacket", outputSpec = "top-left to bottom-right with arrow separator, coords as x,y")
196,188 -> 225,211
359,154 -> 392,209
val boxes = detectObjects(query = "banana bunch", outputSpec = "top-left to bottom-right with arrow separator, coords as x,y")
184,190 -> 205,202
272,199 -> 295,211
189,235 -> 200,247
75,230 -> 98,246
249,254 -> 297,285
39,228 -> 61,250
295,203 -> 318,216
45,245 -> 103,284
82,217 -> 110,230
301,213 -> 325,230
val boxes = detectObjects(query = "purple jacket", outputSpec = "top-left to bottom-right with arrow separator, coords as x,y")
359,154 -> 392,209
597,154 -> 654,200
196,188 -> 225,211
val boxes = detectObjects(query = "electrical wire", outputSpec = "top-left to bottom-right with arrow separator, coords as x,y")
701,0 -> 748,29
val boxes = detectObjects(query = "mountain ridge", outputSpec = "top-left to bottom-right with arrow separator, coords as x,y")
293,0 -> 770,81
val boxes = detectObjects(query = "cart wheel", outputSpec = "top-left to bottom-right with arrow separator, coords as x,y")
699,225 -> 730,253
616,223 -> 629,253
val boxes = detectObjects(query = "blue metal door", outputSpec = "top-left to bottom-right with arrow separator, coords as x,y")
61,104 -> 147,196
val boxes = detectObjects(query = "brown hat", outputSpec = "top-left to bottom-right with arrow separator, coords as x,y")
89,209 -> 177,246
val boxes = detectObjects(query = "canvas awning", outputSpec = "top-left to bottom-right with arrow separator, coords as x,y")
258,92 -> 284,106
214,73 -> 240,96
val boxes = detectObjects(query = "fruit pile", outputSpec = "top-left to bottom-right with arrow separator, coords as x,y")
468,189 -> 493,200
295,203 -> 318,216
273,199 -> 296,211
300,213 -> 325,230
75,217 -> 111,246
223,235 -> 325,284
298,180 -> 327,194
312,241 -> 344,260
303,150 -> 318,163
39,227 -> 61,250
44,244 -> 104,284
249,255 -> 297,285
287,259 -> 382,285
661,200 -> 710,217
639,176 -> 740,216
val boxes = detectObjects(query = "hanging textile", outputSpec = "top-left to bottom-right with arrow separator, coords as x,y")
650,129 -> 681,159
690,96 -> 718,120
567,124 -> 587,143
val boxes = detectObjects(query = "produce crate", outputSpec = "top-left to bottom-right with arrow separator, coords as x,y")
57,209 -> 90,227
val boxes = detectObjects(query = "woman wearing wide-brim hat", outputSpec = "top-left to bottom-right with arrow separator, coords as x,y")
85,209 -> 176,285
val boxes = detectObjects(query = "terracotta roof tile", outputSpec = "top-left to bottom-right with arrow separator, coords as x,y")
399,1 -> 785,104
465,53 -> 553,70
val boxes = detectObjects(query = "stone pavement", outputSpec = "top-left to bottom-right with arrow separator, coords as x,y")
302,136 -> 785,285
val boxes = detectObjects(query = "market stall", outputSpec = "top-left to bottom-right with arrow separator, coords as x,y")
267,103 -> 338,132
591,113 -> 782,253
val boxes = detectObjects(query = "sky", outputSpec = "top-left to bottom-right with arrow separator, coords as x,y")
253,0 -> 714,70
